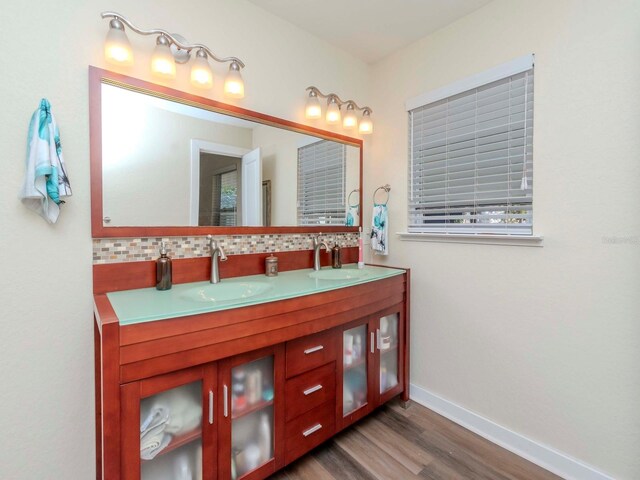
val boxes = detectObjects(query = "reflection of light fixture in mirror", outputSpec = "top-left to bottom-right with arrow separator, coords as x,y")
190,49 -> 213,88
151,35 -> 176,79
304,90 -> 322,119
359,109 -> 373,135
101,12 -> 246,96
343,103 -> 358,130
224,61 -> 245,99
326,97 -> 341,125
104,18 -> 133,66
305,86 -> 373,134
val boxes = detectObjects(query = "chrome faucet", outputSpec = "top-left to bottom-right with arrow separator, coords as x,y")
207,235 -> 228,284
312,235 -> 330,271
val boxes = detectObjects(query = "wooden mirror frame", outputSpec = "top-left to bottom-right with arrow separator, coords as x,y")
89,66 -> 363,238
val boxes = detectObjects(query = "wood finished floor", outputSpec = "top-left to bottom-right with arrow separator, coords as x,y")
270,400 -> 561,480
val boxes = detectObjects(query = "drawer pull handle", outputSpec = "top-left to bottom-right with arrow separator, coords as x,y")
370,332 -> 375,353
302,423 -> 323,437
304,345 -> 324,355
209,391 -> 214,424
303,384 -> 323,396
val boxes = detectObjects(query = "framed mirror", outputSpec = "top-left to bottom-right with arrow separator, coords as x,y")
89,67 -> 363,238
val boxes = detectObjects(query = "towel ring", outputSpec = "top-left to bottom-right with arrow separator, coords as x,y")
373,184 -> 391,206
347,189 -> 360,208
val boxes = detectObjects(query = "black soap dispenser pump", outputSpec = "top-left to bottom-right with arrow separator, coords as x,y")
156,242 -> 172,291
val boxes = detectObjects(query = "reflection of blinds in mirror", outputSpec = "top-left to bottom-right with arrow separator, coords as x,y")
211,169 -> 238,226
297,141 -> 346,225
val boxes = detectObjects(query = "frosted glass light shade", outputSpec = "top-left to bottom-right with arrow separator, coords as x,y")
190,54 -> 213,89
343,108 -> 358,130
104,26 -> 133,66
326,101 -> 341,125
305,94 -> 322,119
224,63 -> 245,99
359,113 -> 373,134
151,41 -> 176,79
151,43 -> 176,78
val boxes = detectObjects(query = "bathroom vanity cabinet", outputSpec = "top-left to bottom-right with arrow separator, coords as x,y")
94,268 -> 409,480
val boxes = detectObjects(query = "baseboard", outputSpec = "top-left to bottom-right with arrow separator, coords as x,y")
410,383 -> 613,480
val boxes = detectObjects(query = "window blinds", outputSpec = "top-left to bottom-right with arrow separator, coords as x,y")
297,140 -> 346,225
408,69 -> 534,235
210,169 -> 238,226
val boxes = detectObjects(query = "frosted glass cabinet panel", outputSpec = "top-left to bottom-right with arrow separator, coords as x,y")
342,325 -> 368,416
378,313 -> 399,395
230,356 -> 275,479
140,381 -> 203,480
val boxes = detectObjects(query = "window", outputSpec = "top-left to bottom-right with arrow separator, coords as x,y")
210,168 -> 238,226
297,140 -> 346,225
407,56 -> 534,235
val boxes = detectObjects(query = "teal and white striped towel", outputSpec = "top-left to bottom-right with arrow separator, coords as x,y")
19,99 -> 72,223
371,203 -> 388,255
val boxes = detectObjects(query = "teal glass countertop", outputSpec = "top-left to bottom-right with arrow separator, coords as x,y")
106,264 -> 405,326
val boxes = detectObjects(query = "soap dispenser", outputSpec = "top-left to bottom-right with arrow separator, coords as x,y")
156,242 -> 172,291
331,242 -> 342,269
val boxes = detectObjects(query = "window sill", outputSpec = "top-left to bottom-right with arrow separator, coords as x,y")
396,232 -> 544,247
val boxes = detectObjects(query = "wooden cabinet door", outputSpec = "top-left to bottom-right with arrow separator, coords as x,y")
336,317 -> 376,430
121,364 -> 217,480
373,304 -> 406,406
217,344 -> 285,480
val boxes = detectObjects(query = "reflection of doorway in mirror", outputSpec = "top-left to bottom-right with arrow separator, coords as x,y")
190,140 -> 263,227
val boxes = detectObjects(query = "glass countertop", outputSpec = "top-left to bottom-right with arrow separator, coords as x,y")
106,264 -> 405,326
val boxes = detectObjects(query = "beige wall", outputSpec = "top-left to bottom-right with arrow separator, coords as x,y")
367,1 -> 640,478
0,1 -> 368,478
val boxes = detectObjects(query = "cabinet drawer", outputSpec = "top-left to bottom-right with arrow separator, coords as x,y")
286,329 -> 338,378
285,362 -> 336,421
285,401 -> 335,464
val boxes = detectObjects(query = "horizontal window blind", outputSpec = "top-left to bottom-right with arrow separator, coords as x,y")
297,140 -> 346,225
409,69 -> 534,235
210,169 -> 238,226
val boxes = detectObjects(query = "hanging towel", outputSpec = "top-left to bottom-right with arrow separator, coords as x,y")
371,203 -> 388,255
19,99 -> 72,223
345,204 -> 359,226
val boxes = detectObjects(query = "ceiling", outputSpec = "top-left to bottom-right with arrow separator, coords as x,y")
247,0 -> 492,64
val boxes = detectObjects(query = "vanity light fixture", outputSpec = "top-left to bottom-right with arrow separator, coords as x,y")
304,87 -> 373,134
325,97 -> 342,125
101,12 -> 246,97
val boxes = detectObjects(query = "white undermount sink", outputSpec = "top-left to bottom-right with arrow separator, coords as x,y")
308,268 -> 370,281
179,281 -> 273,304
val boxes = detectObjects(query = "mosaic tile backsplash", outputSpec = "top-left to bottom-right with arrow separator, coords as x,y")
93,232 -> 359,264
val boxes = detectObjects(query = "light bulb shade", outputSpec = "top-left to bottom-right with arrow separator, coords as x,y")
305,93 -> 322,119
190,51 -> 213,88
326,100 -> 341,125
104,22 -> 133,66
151,38 -> 176,79
224,63 -> 245,99
359,111 -> 373,134
343,107 -> 358,130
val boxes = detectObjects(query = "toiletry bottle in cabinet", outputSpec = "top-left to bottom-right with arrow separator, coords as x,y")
339,319 -> 374,430
219,345 -> 284,479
